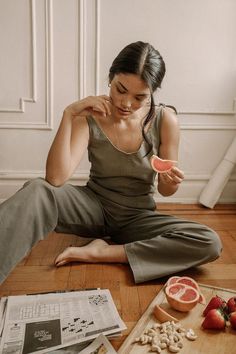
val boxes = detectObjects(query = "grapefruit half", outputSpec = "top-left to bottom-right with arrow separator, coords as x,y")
150,155 -> 177,173
165,283 -> 200,312
165,276 -> 206,305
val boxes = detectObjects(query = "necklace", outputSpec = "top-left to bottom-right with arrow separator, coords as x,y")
112,117 -> 143,153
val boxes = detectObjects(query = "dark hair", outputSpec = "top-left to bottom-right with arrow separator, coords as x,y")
109,41 -> 166,154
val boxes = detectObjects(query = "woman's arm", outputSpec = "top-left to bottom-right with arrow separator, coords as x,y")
45,96 -> 111,186
157,108 -> 184,196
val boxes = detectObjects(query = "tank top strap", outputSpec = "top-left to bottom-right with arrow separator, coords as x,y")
158,103 -> 178,114
86,115 -> 103,140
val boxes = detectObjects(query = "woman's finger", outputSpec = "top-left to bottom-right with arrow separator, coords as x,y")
101,96 -> 112,115
100,94 -> 111,102
170,167 -> 185,180
168,169 -> 184,184
160,172 -> 172,183
92,103 -> 107,116
92,97 -> 111,116
160,170 -> 183,185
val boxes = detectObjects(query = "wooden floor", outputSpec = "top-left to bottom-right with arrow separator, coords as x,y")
0,203 -> 236,351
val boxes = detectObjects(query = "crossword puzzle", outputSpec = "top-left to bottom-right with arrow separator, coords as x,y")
19,303 -> 60,320
61,316 -> 95,336
88,294 -> 108,306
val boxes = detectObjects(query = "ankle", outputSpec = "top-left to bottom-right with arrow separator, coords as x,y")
89,243 -> 110,262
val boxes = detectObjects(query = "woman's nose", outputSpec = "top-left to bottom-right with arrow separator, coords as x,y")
121,98 -> 132,109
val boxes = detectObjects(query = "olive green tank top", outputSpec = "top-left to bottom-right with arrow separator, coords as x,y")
86,107 -> 163,209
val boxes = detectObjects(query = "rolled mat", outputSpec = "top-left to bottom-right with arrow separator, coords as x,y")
199,135 -> 236,208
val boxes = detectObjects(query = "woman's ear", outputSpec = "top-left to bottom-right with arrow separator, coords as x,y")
146,96 -> 151,105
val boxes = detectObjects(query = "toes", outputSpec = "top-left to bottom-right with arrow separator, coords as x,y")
55,259 -> 68,267
54,254 -> 67,266
55,246 -> 73,266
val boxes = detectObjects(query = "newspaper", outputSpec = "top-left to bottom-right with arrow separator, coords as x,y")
0,297 -> 7,340
48,334 -> 117,354
79,334 -> 117,354
0,289 -> 126,354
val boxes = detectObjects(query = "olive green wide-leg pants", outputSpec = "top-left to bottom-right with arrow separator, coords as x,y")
0,178 -> 222,284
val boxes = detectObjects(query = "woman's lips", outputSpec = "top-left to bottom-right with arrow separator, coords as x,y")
117,107 -> 131,115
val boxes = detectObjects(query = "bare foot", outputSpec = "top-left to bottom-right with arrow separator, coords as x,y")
55,239 -> 110,267
55,239 -> 128,267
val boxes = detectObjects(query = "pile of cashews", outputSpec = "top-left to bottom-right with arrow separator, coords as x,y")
133,320 -> 197,353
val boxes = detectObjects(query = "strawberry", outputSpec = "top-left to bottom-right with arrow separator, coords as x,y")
201,308 -> 227,330
229,312 -> 236,330
227,296 -> 236,314
203,295 -> 227,316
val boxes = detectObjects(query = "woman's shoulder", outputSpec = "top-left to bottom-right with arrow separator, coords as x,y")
157,105 -> 179,143
157,103 -> 177,115
157,103 -> 178,127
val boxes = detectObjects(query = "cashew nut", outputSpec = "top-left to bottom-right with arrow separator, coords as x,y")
150,344 -> 162,353
160,342 -> 167,349
133,320 -> 197,352
147,328 -> 158,337
177,341 -> 184,348
160,336 -> 169,345
140,334 -> 150,344
185,329 -> 198,341
169,345 -> 180,353
152,323 -> 161,330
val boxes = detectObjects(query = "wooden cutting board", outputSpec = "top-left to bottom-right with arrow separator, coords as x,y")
118,284 -> 236,354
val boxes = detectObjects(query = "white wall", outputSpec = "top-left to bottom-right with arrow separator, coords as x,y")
0,0 -> 235,203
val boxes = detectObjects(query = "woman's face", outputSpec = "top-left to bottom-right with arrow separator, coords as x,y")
109,73 -> 151,118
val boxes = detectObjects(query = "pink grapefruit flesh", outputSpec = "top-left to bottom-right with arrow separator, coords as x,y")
166,276 -> 181,287
153,304 -> 179,323
165,276 -> 205,305
176,276 -> 206,304
165,283 -> 200,312
150,155 -> 177,173
176,276 -> 199,290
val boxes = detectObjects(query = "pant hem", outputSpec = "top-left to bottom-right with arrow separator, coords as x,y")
124,243 -> 145,284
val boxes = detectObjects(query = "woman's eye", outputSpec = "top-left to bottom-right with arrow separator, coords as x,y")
135,96 -> 144,102
116,86 -> 125,94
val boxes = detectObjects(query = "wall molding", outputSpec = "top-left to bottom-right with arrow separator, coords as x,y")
0,171 -> 89,182
79,0 -> 86,99
0,170 -> 235,182
95,0 -> 100,96
180,124 -> 236,130
178,98 -> 236,116
0,0 -> 37,113
0,0 -> 53,130
79,0 -> 100,97
0,170 -> 235,205
155,196 -> 236,204
179,99 -> 236,130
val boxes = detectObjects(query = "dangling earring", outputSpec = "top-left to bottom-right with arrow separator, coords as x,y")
108,83 -> 111,88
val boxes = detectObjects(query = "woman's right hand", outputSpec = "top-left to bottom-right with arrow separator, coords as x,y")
65,95 -> 112,118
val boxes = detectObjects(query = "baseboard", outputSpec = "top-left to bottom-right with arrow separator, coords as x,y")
0,171 -> 235,204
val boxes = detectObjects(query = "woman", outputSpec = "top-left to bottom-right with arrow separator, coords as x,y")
0,41 -> 222,284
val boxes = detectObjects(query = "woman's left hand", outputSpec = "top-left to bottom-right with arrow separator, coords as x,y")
158,166 -> 184,186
